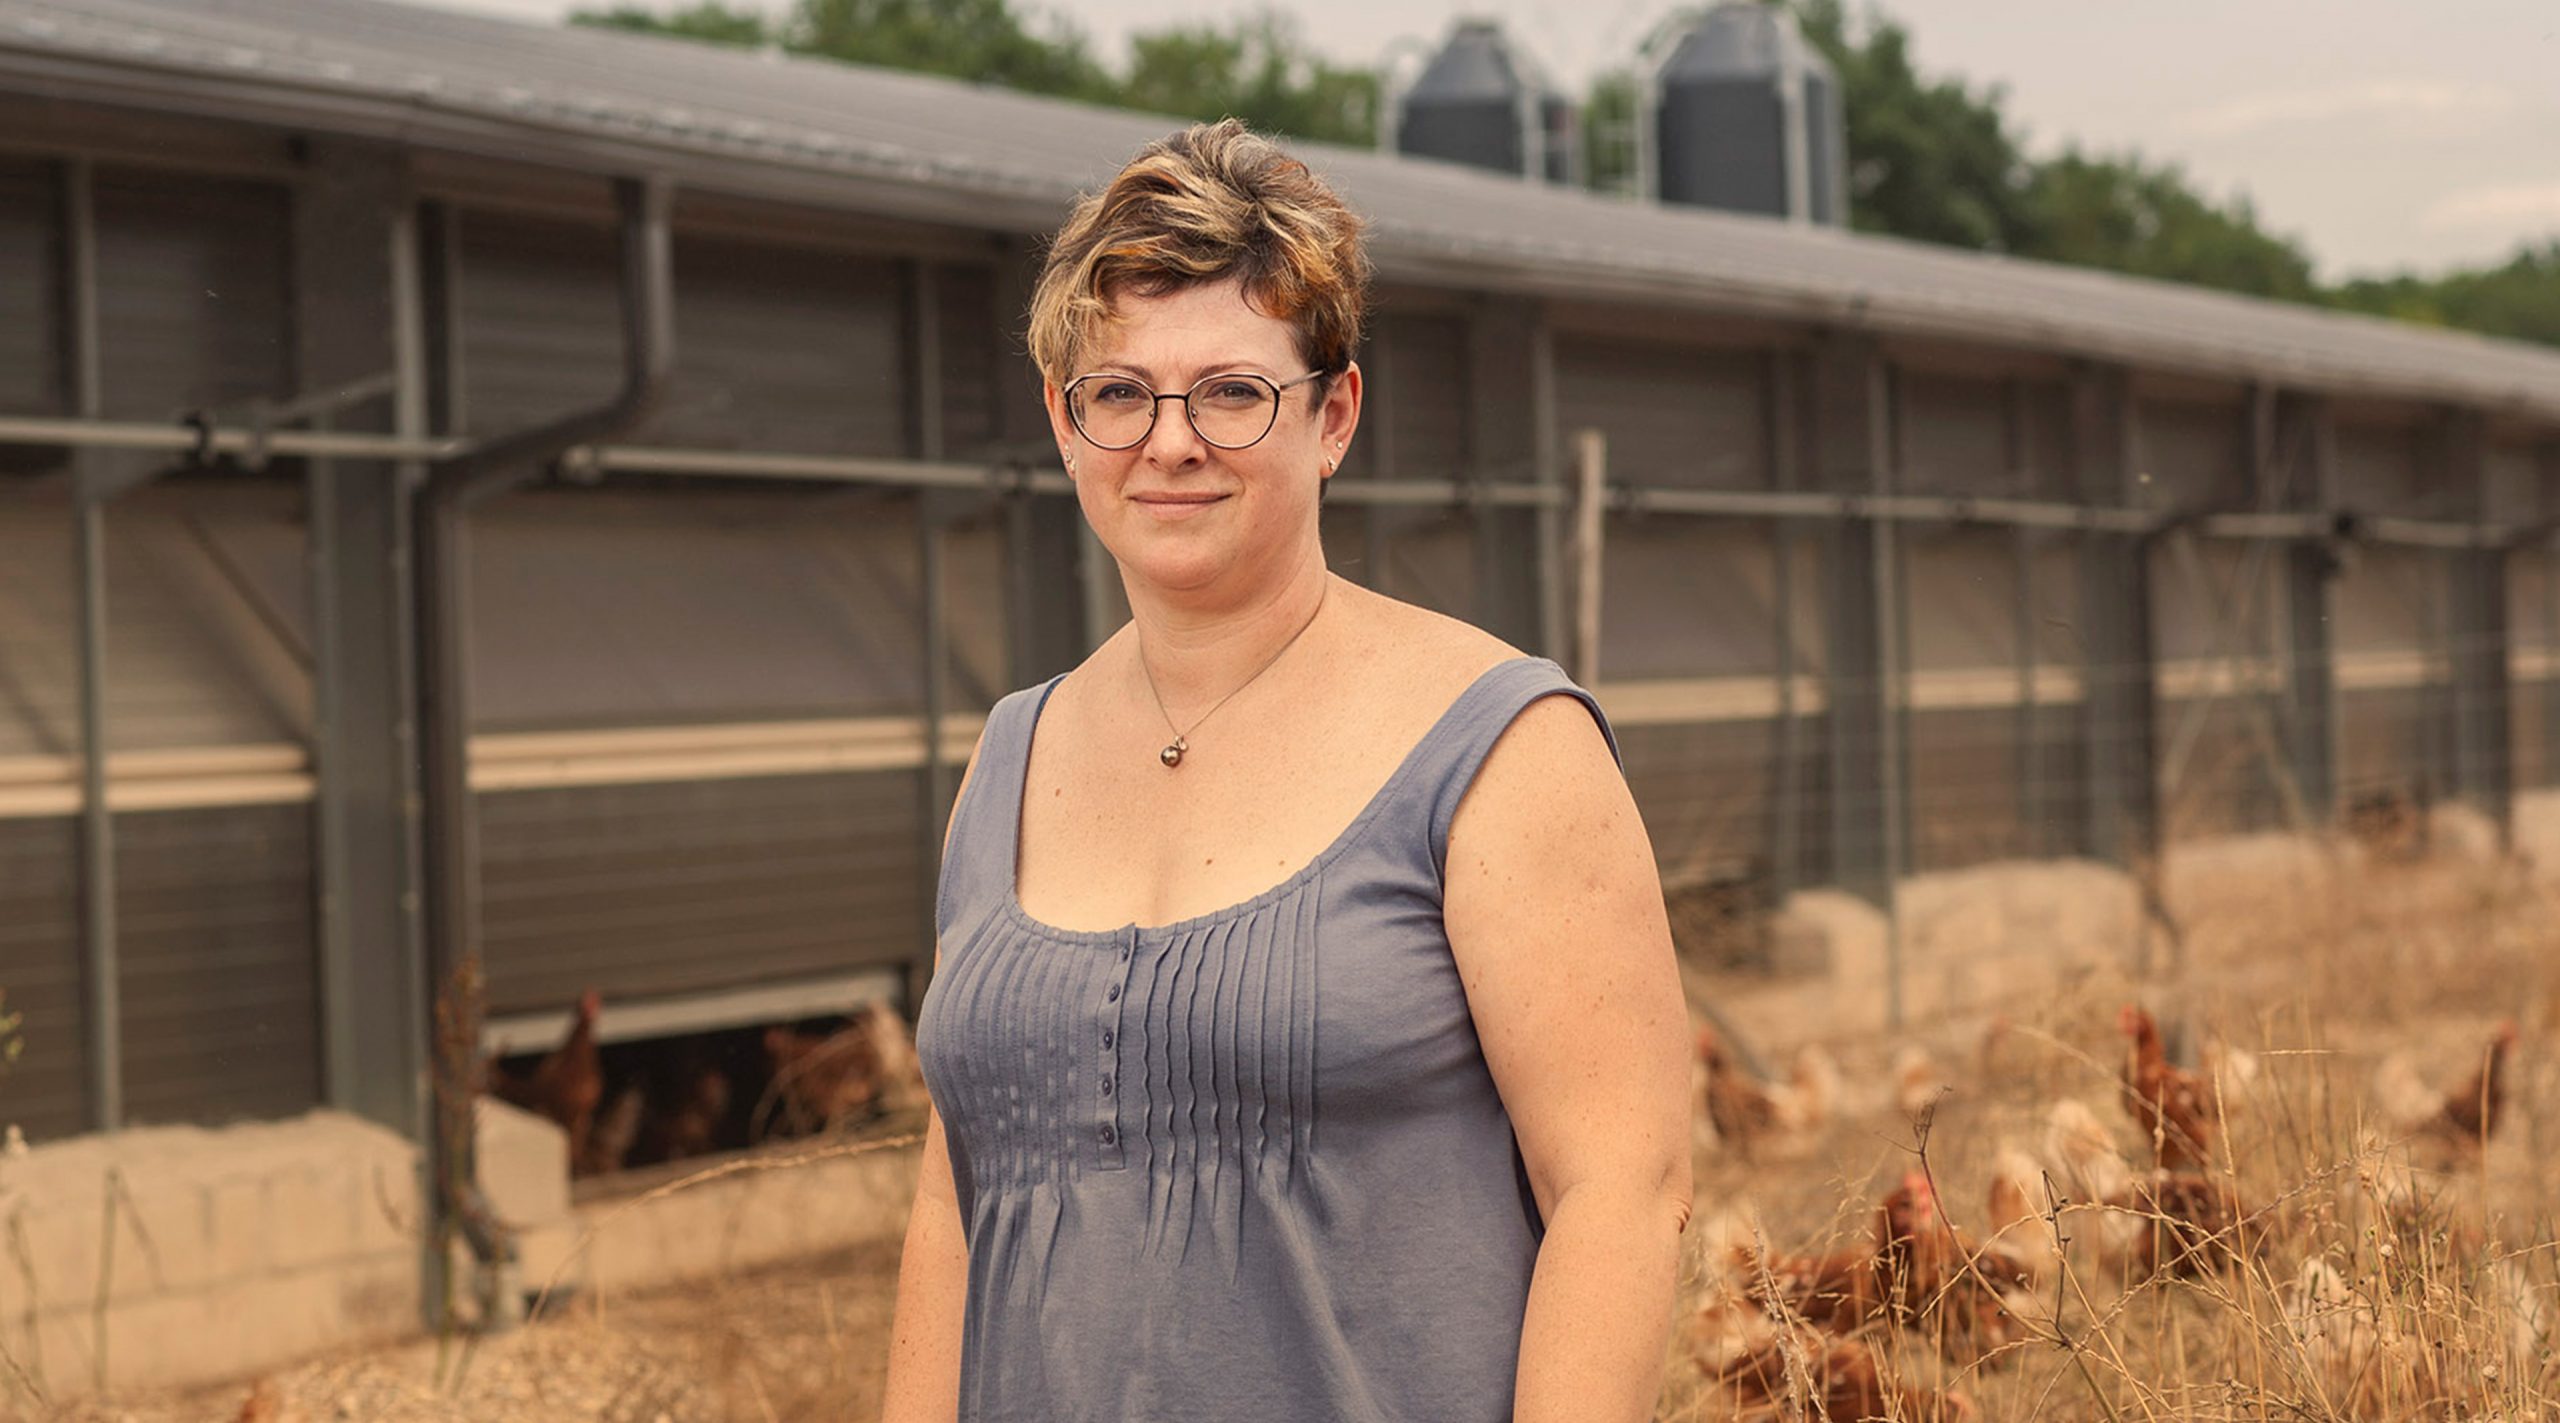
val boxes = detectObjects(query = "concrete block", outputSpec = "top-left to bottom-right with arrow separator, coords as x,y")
202,1173 -> 275,1281
265,1164 -> 360,1271
475,1098 -> 572,1232
351,1155 -> 424,1258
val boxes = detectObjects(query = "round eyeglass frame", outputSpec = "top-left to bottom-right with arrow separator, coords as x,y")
1062,369 -> 1326,452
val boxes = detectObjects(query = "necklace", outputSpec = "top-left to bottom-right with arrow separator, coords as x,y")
1137,579 -> 1330,769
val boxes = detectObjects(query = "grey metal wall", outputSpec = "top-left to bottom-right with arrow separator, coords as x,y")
0,158 -> 58,420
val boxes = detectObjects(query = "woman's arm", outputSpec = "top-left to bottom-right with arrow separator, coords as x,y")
880,1105 -> 968,1422
1444,695 -> 1694,1423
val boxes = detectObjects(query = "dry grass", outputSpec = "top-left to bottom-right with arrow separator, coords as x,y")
1661,845 -> 2560,1421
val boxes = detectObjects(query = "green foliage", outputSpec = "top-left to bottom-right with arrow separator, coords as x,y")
1583,69 -> 1640,199
1790,0 -> 2038,254
2329,241 -> 2560,349
573,2 -> 771,47
1119,12 -> 1376,145
2022,149 -> 2320,303
792,0 -> 1113,102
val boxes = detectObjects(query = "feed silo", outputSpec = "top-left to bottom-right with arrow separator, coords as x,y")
1646,3 -> 1845,223
1391,19 -> 1581,185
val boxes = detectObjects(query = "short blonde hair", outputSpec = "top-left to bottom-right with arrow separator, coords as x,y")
1028,120 -> 1371,390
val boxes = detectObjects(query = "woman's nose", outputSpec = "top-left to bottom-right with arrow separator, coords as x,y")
1140,395 -> 1207,466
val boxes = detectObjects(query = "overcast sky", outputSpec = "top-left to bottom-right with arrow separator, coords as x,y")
441,0 -> 2559,280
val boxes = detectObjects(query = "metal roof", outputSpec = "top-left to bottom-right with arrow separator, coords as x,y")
5,0 -> 2560,423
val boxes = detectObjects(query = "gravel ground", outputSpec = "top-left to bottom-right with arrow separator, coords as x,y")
28,1237 -> 903,1423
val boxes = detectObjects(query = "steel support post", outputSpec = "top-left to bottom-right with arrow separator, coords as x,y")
2070,365 -> 2160,866
57,156 -> 126,1132
2272,391 -> 2340,827
295,140 -> 431,1143
1809,335 -> 1902,973
1767,351 -> 1807,896
2438,410 -> 2510,827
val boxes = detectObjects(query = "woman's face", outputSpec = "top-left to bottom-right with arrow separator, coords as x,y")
1045,277 -> 1360,599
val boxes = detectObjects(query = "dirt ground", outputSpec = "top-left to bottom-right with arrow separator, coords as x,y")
27,842 -> 2560,1423
28,1236 -> 904,1423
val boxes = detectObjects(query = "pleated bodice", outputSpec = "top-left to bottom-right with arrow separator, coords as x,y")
914,656 -> 1619,1423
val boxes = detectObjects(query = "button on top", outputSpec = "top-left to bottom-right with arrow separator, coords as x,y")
1118,945 -> 1131,963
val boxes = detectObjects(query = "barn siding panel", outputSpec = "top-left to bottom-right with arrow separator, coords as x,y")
2137,397 -> 2247,511
476,770 -> 925,1014
1374,312 -> 1469,480
1554,335 -> 1765,489
93,169 -> 292,420
115,805 -> 320,1128
0,816 -> 86,1142
1896,372 -> 2009,496
1616,719 -> 1776,886
455,211 -> 621,435
0,492 -> 300,757
0,158 -> 58,418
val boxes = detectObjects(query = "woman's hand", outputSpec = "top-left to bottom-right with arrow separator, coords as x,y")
1444,693 -> 1694,1423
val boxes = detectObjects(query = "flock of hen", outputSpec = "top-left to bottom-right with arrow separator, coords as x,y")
482,991 -> 927,1178
1683,1009 -> 2531,1419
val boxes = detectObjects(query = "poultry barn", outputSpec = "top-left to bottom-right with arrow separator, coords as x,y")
1,0 -> 2559,1400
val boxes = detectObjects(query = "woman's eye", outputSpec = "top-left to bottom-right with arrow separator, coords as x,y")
1090,381 -> 1148,407
1202,380 -> 1268,408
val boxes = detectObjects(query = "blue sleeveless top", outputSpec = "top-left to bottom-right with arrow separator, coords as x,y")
914,655 -> 1620,1423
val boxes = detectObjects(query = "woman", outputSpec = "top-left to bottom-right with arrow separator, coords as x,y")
883,119 -> 1691,1423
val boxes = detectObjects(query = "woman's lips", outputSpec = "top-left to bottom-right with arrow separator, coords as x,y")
1133,494 -> 1228,521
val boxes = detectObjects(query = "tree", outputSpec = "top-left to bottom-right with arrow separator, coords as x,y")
2329,242 -> 2560,349
1789,0 -> 2039,254
574,0 -> 1111,103
575,2 -> 769,46
1119,12 -> 1377,146
2023,149 -> 2320,303
792,0 -> 1111,102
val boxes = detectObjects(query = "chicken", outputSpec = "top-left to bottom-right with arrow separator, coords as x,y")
1893,1044 -> 1953,1120
2129,1169 -> 2247,1280
2118,1004 -> 2220,1170
761,1010 -> 906,1137
1696,1025 -> 1838,1161
636,1060 -> 733,1166
859,1000 -> 929,1116
582,1082 -> 646,1177
233,1378 -> 290,1423
1878,1171 -> 2034,1365
1696,1321 -> 1976,1422
2376,1021 -> 2519,1168
1984,1146 -> 2061,1295
487,989 -> 606,1170
2042,1099 -> 2155,1275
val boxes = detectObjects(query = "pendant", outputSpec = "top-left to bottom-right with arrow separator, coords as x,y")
1160,738 -> 1186,769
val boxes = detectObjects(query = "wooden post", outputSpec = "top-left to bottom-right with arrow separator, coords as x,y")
1571,428 -> 1606,687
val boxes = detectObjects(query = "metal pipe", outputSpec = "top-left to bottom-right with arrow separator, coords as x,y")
0,412 -> 467,462
415,174 -> 674,1317
61,156 -> 121,1132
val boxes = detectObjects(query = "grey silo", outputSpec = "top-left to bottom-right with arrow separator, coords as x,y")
1650,3 -> 1847,224
1394,19 -> 1580,184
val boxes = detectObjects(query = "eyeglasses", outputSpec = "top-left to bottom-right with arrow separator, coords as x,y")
1063,370 -> 1325,451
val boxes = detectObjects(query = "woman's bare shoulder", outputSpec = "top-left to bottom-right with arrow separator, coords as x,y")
1338,582 -> 1529,702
